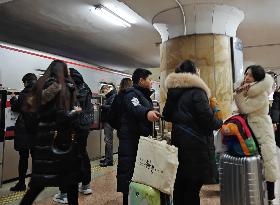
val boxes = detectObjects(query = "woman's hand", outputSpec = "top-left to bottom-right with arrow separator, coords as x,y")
235,83 -> 251,94
242,83 -> 251,92
74,106 -> 82,112
210,97 -> 218,109
273,123 -> 278,131
69,106 -> 82,116
210,97 -> 223,120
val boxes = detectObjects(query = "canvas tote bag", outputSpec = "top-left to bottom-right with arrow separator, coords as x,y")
132,136 -> 179,195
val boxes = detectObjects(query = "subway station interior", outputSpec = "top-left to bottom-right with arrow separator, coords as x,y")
1,0 -> 280,205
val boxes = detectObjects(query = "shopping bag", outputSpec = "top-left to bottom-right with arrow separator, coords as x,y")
132,136 -> 179,195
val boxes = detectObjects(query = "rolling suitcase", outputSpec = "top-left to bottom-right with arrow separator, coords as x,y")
219,153 -> 268,205
128,182 -> 172,205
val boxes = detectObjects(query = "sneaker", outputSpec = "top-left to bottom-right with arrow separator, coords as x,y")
10,182 -> 26,192
53,193 -> 68,204
79,184 -> 92,195
99,158 -> 106,163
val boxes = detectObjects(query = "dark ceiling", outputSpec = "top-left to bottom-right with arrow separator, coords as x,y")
2,0 -> 280,73
0,0 -> 161,70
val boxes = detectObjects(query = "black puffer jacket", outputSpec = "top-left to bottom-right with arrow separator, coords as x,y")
101,89 -> 117,123
70,68 -> 93,132
270,91 -> 280,147
117,84 -> 153,193
10,82 -> 36,151
30,78 -> 81,187
108,91 -> 125,129
163,73 -> 222,183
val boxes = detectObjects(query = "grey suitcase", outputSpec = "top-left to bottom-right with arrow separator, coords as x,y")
220,154 -> 268,205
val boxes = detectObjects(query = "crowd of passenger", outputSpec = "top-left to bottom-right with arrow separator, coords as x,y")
7,58 -> 280,205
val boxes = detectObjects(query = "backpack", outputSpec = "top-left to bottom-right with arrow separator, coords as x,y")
108,94 -> 123,130
221,115 -> 257,157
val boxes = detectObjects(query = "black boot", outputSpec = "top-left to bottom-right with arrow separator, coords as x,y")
99,160 -> 113,167
10,182 -> 26,191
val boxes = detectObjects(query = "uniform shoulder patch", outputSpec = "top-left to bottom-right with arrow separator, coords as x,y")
131,97 -> 140,106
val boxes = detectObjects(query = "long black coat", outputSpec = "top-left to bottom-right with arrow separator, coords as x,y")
75,81 -> 93,149
30,79 -> 81,187
163,72 -> 222,183
101,89 -> 117,123
270,91 -> 280,147
10,83 -> 35,151
117,85 -> 153,193
75,83 -> 93,131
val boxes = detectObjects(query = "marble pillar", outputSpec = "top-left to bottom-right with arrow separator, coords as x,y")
160,34 -> 233,119
154,4 -> 244,120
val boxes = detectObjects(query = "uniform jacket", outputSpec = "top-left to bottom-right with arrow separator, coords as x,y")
234,74 -> 278,182
117,84 -> 153,193
163,72 -> 222,183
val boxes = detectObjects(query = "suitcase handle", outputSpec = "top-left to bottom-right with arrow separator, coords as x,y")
152,116 -> 165,140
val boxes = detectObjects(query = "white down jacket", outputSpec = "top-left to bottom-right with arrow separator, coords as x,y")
234,74 -> 278,182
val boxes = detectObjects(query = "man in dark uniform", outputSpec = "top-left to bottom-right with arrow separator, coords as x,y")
116,68 -> 160,205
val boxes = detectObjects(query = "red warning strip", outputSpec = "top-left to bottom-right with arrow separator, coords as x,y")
0,44 -> 131,77
4,130 -> 15,138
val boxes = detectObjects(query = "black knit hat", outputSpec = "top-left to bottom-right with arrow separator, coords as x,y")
22,73 -> 37,83
69,68 -> 84,85
175,60 -> 197,74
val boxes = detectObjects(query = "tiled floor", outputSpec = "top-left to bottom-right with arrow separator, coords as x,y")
1,155 -> 279,205
0,157 -> 121,205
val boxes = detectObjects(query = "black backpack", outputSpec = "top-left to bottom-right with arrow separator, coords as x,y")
108,94 -> 123,129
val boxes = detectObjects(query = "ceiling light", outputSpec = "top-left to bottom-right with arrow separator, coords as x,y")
93,4 -> 131,28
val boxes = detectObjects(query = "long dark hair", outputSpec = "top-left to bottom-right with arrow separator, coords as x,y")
24,60 -> 76,112
118,78 -> 132,94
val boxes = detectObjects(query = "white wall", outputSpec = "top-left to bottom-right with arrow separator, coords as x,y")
0,42 -> 129,93
0,42 -> 160,99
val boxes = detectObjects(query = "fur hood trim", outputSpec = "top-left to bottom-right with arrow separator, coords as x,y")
247,74 -> 274,97
41,82 -> 62,105
165,72 -> 211,98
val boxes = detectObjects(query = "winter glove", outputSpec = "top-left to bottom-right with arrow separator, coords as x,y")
210,97 -> 223,120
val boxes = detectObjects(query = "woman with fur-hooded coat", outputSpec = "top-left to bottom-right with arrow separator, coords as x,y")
163,60 -> 222,205
234,66 -> 279,183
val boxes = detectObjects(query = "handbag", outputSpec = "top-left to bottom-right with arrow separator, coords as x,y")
51,131 -> 79,159
132,136 -> 179,195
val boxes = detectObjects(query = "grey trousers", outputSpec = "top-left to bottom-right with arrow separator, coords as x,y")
104,123 -> 114,162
